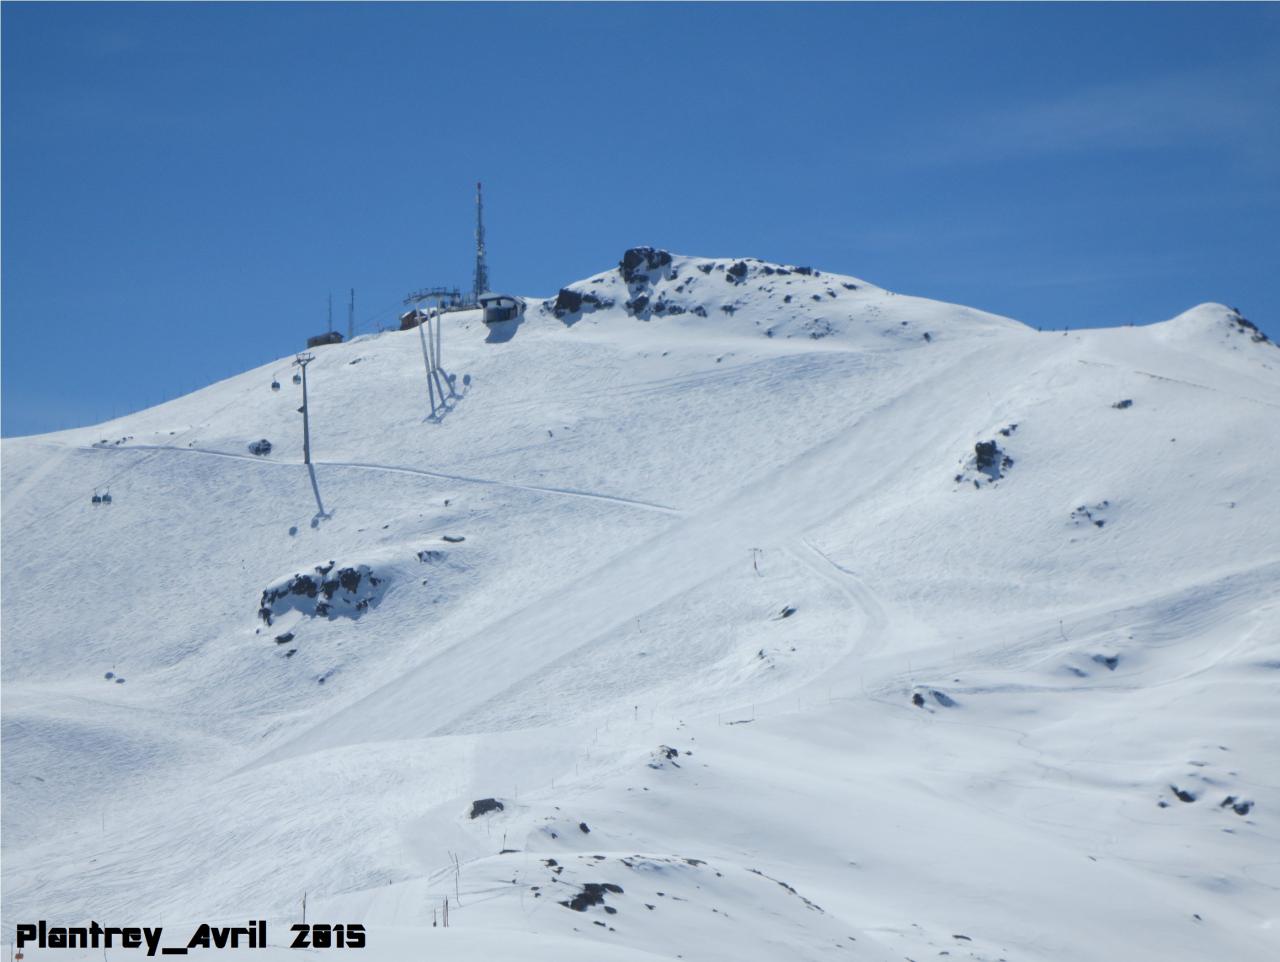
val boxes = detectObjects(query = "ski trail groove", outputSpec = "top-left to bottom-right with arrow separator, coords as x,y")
238,341 -> 1007,770
82,443 -> 684,516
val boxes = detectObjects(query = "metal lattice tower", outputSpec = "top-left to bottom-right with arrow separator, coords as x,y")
473,181 -> 489,303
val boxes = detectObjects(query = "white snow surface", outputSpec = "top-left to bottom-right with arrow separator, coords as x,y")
3,251 -> 1279,961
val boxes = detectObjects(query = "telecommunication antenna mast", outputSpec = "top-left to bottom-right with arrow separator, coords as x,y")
348,288 -> 355,341
473,181 -> 489,303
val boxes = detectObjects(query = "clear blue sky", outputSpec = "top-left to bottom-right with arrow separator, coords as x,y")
3,2 -> 1278,436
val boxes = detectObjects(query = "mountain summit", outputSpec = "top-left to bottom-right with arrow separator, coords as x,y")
3,253 -> 1277,961
544,247 -> 1027,346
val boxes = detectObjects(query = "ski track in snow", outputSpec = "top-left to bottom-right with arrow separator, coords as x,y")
4,257 -> 1279,961
81,442 -> 686,516
243,337 -> 1027,766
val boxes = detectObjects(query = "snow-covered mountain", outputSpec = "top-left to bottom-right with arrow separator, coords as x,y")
3,250 -> 1278,961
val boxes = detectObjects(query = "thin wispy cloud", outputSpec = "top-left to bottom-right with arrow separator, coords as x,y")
912,58 -> 1280,166
85,29 -> 140,56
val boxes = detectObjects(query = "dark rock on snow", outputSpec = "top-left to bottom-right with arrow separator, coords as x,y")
1222,796 -> 1254,815
972,439 -> 1014,481
550,288 -> 615,319
619,247 -> 673,284
470,798 -> 504,819
560,882 -> 624,912
553,288 -> 583,315
1231,310 -> 1272,345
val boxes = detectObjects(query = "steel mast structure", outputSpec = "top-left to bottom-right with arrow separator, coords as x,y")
473,181 -> 489,303
293,353 -> 315,464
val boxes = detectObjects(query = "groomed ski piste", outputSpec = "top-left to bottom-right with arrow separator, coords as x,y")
3,250 -> 1278,961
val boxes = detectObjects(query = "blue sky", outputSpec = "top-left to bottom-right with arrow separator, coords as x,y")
3,2 -> 1278,436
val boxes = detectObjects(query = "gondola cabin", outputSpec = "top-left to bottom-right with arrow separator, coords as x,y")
479,293 -> 525,325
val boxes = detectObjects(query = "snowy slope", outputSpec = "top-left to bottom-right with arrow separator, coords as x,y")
3,250 -> 1278,961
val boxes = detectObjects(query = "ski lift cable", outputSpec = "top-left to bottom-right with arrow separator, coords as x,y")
36,289 -> 453,526
353,288 -> 473,335
350,295 -> 414,335
35,360 -> 294,531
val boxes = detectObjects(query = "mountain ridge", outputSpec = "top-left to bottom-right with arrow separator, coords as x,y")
3,252 -> 1277,961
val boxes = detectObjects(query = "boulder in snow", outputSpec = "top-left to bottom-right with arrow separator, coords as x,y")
470,798 -> 504,819
619,247 -> 673,284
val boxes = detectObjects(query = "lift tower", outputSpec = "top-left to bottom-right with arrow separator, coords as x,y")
293,353 -> 315,464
